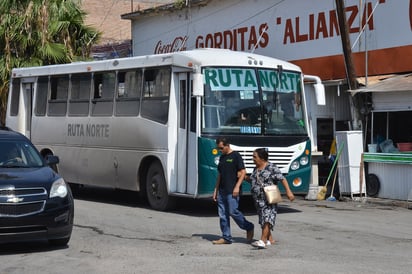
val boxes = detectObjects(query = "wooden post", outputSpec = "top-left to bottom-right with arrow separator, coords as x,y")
335,0 -> 363,130
335,0 -> 358,91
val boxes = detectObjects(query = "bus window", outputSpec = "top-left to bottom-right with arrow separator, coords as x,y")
190,79 -> 196,133
9,79 -> 21,116
141,67 -> 170,124
190,97 -> 196,133
35,77 -> 48,116
69,73 -> 91,116
179,79 -> 186,129
92,72 -> 115,116
115,70 -> 142,116
203,85 -> 222,129
48,75 -> 69,116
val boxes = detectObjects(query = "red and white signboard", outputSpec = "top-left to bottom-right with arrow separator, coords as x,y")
129,0 -> 412,80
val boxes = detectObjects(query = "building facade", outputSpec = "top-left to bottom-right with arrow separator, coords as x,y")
121,0 -> 412,199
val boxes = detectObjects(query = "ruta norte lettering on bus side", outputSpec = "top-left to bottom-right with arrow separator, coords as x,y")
67,124 -> 109,138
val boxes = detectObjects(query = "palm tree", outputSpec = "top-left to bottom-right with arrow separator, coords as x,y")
0,0 -> 101,125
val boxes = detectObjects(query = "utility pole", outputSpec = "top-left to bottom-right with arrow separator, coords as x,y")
335,0 -> 362,130
335,0 -> 358,90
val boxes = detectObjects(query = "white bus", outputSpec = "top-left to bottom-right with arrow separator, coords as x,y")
6,49 -> 325,210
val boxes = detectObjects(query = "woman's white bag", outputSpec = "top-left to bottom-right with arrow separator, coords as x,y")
263,185 -> 282,204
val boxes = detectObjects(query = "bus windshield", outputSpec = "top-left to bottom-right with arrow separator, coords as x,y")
202,67 -> 306,135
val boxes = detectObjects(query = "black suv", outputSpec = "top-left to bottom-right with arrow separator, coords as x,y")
0,127 -> 74,246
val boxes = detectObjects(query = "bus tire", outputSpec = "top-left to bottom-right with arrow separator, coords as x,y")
146,162 -> 175,211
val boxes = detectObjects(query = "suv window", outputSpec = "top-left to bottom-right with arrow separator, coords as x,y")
0,140 -> 44,167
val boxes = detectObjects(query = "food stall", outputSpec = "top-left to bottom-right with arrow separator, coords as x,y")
355,74 -> 412,201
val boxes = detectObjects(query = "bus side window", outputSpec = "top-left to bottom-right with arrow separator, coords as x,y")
115,70 -> 141,116
69,73 -> 91,116
190,97 -> 197,133
9,79 -> 21,116
48,75 -> 68,116
93,73 -> 103,99
143,69 -> 155,97
92,72 -> 115,116
35,77 -> 49,116
141,67 -> 170,124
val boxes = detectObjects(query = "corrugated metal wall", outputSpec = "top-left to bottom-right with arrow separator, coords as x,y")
373,91 -> 412,112
368,162 -> 412,200
306,83 -> 352,150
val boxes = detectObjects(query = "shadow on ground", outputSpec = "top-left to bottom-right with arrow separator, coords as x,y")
72,185 -> 302,217
0,240 -> 68,255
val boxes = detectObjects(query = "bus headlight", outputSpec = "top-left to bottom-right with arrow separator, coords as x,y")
290,161 -> 299,170
300,156 -> 309,166
214,156 -> 220,166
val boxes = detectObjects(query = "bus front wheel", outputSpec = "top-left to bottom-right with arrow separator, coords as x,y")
146,162 -> 175,211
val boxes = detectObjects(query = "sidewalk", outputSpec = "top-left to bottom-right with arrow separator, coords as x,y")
352,196 -> 412,209
297,195 -> 412,210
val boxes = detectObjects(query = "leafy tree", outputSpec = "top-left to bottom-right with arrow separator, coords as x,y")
0,0 -> 101,125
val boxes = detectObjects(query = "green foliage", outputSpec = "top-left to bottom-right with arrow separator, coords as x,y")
0,0 -> 101,125
174,0 -> 186,9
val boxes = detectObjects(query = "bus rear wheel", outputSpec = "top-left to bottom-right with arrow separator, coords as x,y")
146,162 -> 175,211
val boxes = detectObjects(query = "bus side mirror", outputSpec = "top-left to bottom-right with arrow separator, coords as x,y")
314,83 -> 325,105
192,73 -> 204,96
304,75 -> 325,105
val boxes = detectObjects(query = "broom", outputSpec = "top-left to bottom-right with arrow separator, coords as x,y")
326,167 -> 338,201
317,143 -> 344,200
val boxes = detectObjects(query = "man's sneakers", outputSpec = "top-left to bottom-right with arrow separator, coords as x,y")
251,240 -> 266,249
212,238 -> 231,244
246,228 -> 254,242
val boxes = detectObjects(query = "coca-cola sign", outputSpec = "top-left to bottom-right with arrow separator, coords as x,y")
154,36 -> 187,54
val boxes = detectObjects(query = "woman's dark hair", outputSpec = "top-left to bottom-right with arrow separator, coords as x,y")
254,148 -> 269,161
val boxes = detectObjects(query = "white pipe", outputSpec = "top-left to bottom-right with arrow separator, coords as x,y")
304,75 -> 325,105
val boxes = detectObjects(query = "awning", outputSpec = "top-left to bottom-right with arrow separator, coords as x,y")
350,73 -> 412,94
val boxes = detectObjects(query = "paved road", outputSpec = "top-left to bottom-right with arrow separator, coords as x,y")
0,186 -> 411,274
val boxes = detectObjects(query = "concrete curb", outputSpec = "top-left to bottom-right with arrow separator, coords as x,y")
302,195 -> 411,209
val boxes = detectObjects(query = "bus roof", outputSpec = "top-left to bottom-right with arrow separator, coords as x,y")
11,48 -> 301,78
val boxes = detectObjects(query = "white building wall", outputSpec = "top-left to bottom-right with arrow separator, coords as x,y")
128,0 -> 412,64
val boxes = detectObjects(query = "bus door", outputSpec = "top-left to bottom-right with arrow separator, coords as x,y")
176,72 -> 197,194
10,78 -> 34,138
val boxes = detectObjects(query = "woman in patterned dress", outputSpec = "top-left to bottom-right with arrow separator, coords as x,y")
247,148 -> 295,248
